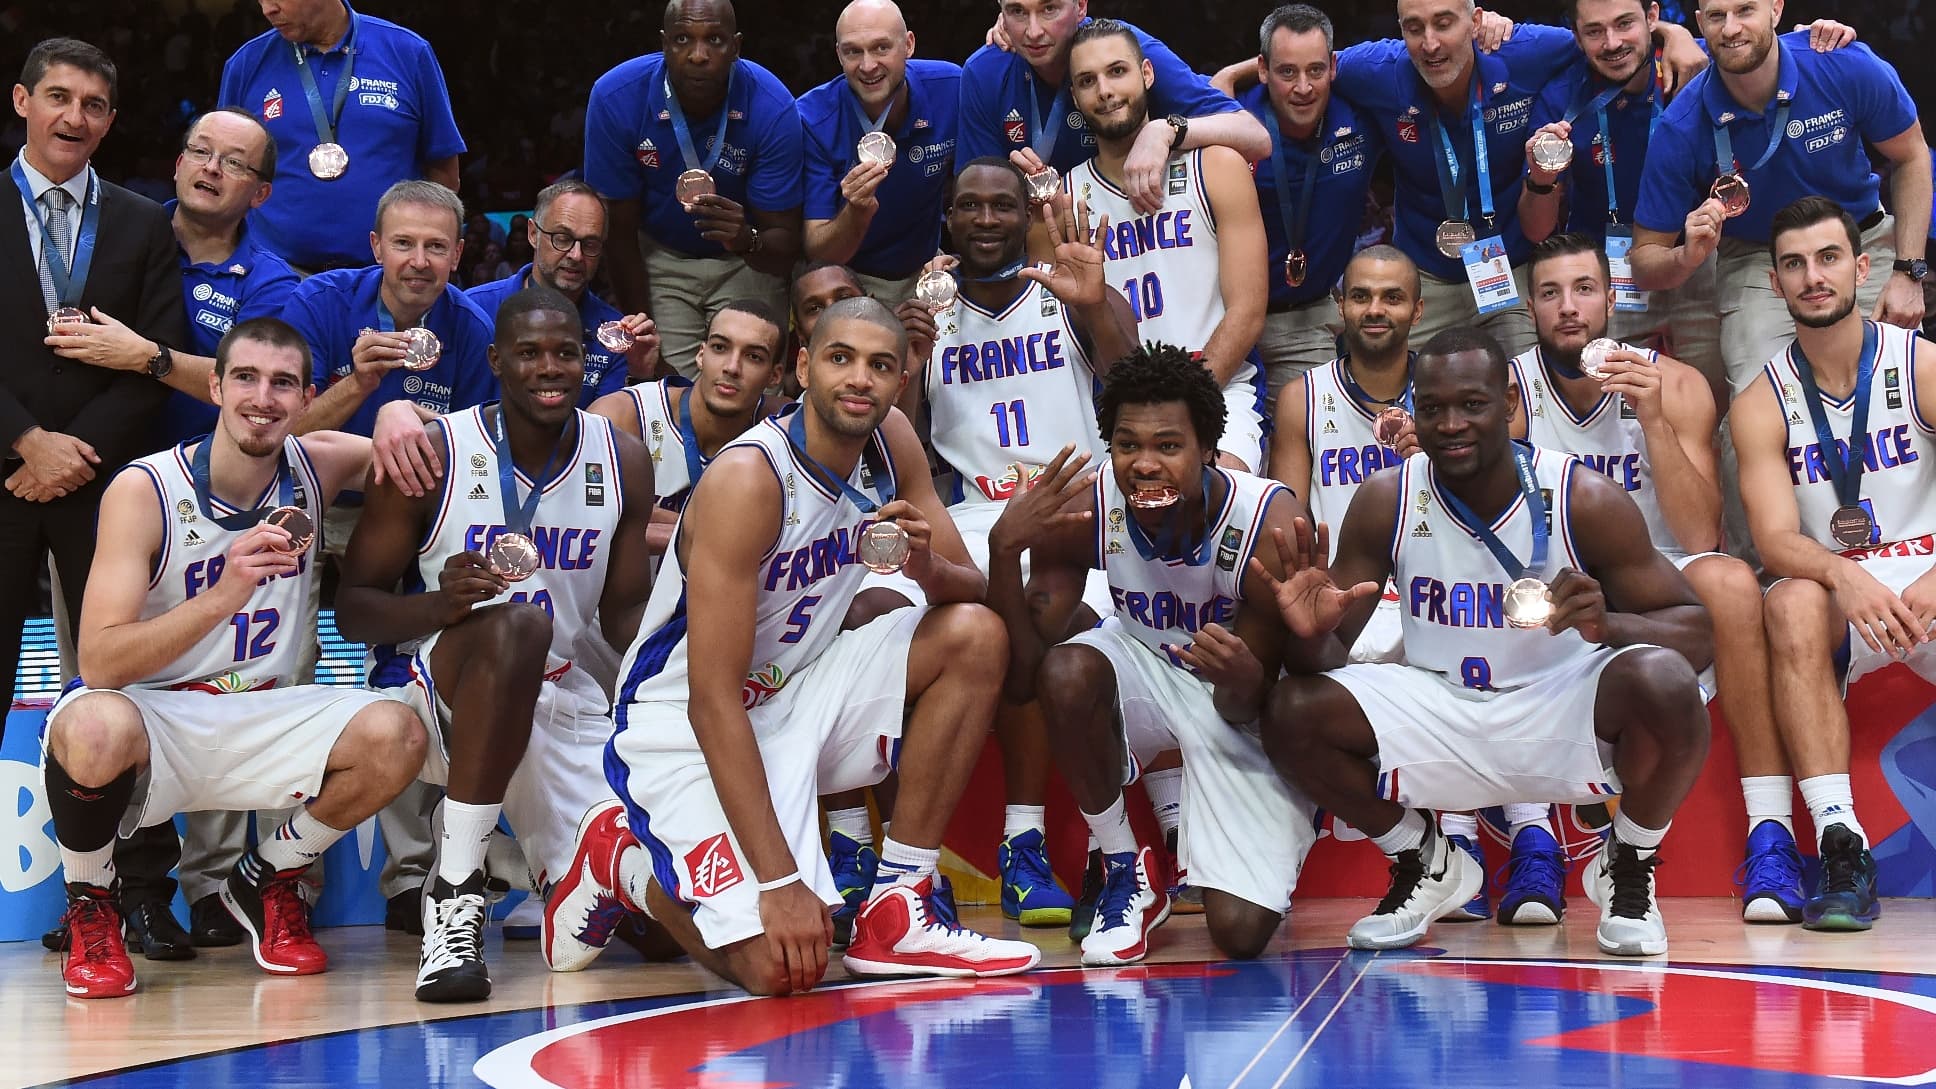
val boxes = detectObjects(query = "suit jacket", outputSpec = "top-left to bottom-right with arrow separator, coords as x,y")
3,175 -> 182,474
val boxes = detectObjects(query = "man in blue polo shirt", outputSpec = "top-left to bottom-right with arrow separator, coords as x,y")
218,0 -> 464,274
467,179 -> 656,406
1630,0 -> 1930,394
960,0 -> 1267,214
585,0 -> 804,379
799,0 -> 958,306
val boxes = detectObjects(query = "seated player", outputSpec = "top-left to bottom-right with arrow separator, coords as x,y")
781,262 -> 869,399
44,318 -> 424,998
1262,326 -> 1711,957
547,297 -> 1040,993
336,287 -> 656,1001
1734,196 -> 1936,932
985,345 -> 1318,964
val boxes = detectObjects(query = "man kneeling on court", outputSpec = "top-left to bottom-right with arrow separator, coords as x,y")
1261,327 -> 1711,957
44,318 -> 424,999
546,297 -> 1041,993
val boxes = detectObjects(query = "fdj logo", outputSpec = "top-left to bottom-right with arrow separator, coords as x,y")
684,833 -> 744,898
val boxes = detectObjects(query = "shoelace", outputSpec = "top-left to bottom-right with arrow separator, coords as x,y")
1096,860 -> 1143,930
1007,839 -> 1057,888
1374,851 -> 1427,915
1492,848 -> 1565,899
1732,839 -> 1804,892
1606,849 -> 1661,919
576,895 -> 628,945
264,878 -> 317,945
68,898 -> 119,962
1819,842 -> 1864,896
426,894 -> 486,968
927,880 -> 961,931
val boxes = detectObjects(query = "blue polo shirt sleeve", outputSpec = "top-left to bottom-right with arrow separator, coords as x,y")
956,44 -> 1015,165
238,258 -> 300,326
1632,87 -> 1716,236
1333,38 -> 1409,106
1832,42 -> 1917,143
746,88 -> 805,213
409,40 -> 466,163
445,296 -> 499,411
799,80 -> 845,221
281,274 -> 350,388
1134,24 -> 1239,119
584,59 -> 650,202
1495,23 -> 1582,89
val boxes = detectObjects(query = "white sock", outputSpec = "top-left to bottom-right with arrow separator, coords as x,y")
1504,802 -> 1552,843
1142,768 -> 1184,837
61,843 -> 115,890
436,800 -> 502,884
1741,776 -> 1795,835
1438,811 -> 1478,840
1003,803 -> 1046,840
872,838 -> 939,893
616,841 -> 652,911
1799,774 -> 1867,847
257,807 -> 345,873
1081,795 -> 1138,858
1611,810 -> 1669,856
827,806 -> 873,846
1371,810 -> 1429,857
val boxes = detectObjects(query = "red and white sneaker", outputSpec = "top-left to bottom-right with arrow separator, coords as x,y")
1080,846 -> 1170,966
844,877 -> 1041,979
544,799 -> 638,972
62,884 -> 136,999
222,865 -> 328,975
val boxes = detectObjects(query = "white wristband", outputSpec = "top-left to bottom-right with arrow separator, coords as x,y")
755,871 -> 801,892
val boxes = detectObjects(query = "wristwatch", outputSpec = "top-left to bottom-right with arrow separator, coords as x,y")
146,343 -> 174,380
1165,114 -> 1189,152
1893,257 -> 1929,282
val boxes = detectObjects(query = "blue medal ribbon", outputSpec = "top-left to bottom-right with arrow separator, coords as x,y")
1261,106 -> 1321,274
1711,89 -> 1791,179
1435,442 -> 1548,580
189,434 -> 295,531
674,379 -> 708,492
490,404 -> 575,536
1788,321 -> 1880,515
784,405 -> 895,513
1123,467 -> 1220,565
292,13 -> 358,147
664,65 -> 738,176
1337,352 -> 1416,412
12,162 -> 101,310
1024,69 -> 1070,164
1426,77 -> 1497,229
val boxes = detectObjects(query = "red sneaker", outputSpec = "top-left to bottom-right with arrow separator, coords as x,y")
545,800 -> 638,972
221,867 -> 328,975
844,877 -> 1041,979
62,885 -> 136,999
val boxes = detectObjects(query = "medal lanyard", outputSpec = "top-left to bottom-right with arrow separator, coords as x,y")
1337,352 -> 1416,412
1711,89 -> 1791,178
292,13 -> 358,147
674,380 -> 709,491
1789,321 -> 1880,514
1435,442 -> 1548,579
491,404 -> 575,536
190,435 -> 295,530
784,406 -> 895,513
1262,107 -> 1320,270
1124,467 -> 1219,565
1588,57 -> 1664,224
1427,76 -> 1494,227
11,161 -> 100,308
665,65 -> 738,175
848,88 -> 893,136
1024,68 -> 1069,164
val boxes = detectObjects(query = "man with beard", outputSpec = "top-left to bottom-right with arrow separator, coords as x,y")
1733,196 -> 1936,932
1630,0 -> 1929,395
1512,232 -> 1802,922
1262,325 -> 1711,957
1059,21 -> 1269,472
798,0 -> 958,305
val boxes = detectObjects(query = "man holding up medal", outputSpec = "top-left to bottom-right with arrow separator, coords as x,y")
1733,197 -> 1936,933
1261,325 -> 1711,958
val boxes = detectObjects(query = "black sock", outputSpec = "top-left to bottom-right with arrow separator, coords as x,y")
45,753 -> 136,854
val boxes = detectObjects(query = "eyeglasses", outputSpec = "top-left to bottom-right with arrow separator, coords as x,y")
182,144 -> 262,180
536,223 -> 603,257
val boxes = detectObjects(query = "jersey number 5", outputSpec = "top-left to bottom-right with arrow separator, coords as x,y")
780,595 -> 822,644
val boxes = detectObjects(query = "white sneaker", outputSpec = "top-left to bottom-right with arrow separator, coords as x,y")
1347,819 -> 1483,950
1584,839 -> 1667,956
543,799 -> 635,972
1080,846 -> 1171,967
844,878 -> 1041,978
416,871 -> 491,1002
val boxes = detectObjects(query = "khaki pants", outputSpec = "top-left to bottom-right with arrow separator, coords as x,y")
1257,299 -> 1340,413
1413,265 -> 1537,360
643,236 -> 788,379
1610,248 -> 1723,393
1715,214 -> 1898,394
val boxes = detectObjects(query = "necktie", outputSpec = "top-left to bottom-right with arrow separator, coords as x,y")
38,186 -> 72,314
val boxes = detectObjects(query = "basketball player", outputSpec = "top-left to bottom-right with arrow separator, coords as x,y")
335,286 -> 656,1001
1262,326 -> 1711,957
782,263 -> 868,400
549,297 -> 1041,993
1734,196 -> 1936,931
45,318 -> 424,998
1050,21 -> 1269,471
1515,232 -> 1803,922
986,344 -> 1318,964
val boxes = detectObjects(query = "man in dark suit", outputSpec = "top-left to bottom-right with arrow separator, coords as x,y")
10,38 -> 183,956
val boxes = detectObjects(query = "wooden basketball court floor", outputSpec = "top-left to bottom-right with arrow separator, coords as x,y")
5,897 -> 1932,1088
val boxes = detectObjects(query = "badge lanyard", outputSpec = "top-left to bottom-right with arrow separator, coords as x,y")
1711,90 -> 1791,178
665,66 -> 739,176
190,435 -> 295,530
1574,58 -> 1662,225
784,406 -> 895,513
1024,68 -> 1070,164
491,404 -> 575,536
1427,77 -> 1494,229
1435,442 -> 1548,580
1124,467 -> 1220,565
292,14 -> 358,148
1262,107 -> 1320,277
1338,352 -> 1416,413
1789,322 -> 1880,519
11,162 -> 100,309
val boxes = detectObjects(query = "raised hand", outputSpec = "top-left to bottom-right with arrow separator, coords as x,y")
1018,198 -> 1109,308
1247,520 -> 1381,638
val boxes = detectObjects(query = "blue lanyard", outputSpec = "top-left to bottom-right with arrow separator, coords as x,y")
1124,467 -> 1219,565
784,406 -> 894,513
1023,68 -> 1069,163
1788,321 -> 1880,510
12,162 -> 100,309
1261,106 -> 1321,259
1337,352 -> 1416,412
848,87 -> 893,136
1711,90 -> 1791,177
189,435 -> 295,531
664,65 -> 738,175
955,258 -> 1027,285
1435,442 -> 1548,580
673,379 -> 708,492
292,14 -> 357,146
1427,76 -> 1494,226
490,404 -> 575,536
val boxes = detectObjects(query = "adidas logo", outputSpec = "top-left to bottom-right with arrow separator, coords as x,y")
1322,420 -> 1338,434
1411,521 -> 1432,539
1004,108 -> 1022,121
468,483 -> 489,500
184,529 -> 205,546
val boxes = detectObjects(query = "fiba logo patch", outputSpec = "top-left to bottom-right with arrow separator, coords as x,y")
685,833 -> 743,898
192,283 -> 215,302
1786,119 -> 1806,139
403,375 -> 424,395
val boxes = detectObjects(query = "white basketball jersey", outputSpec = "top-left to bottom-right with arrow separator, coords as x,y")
1759,321 -> 1936,553
616,410 -> 897,727
1093,465 -> 1286,670
1389,446 -> 1593,690
371,406 -> 626,706
1069,149 -> 1223,355
120,436 -> 324,692
619,377 -> 702,510
927,280 -> 1102,505
1512,345 -> 1682,560
1304,359 -> 1406,559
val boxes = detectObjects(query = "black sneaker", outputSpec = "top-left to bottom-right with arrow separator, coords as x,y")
1803,825 -> 1881,931
190,892 -> 246,947
1067,849 -> 1106,942
122,896 -> 197,961
1584,839 -> 1667,955
387,888 -> 425,936
417,872 -> 491,1002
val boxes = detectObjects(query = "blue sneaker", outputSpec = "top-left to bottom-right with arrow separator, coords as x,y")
1803,825 -> 1880,932
999,829 -> 1075,927
1496,825 -> 1566,926
1441,835 -> 1492,921
828,831 -> 878,949
1735,819 -> 1805,923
